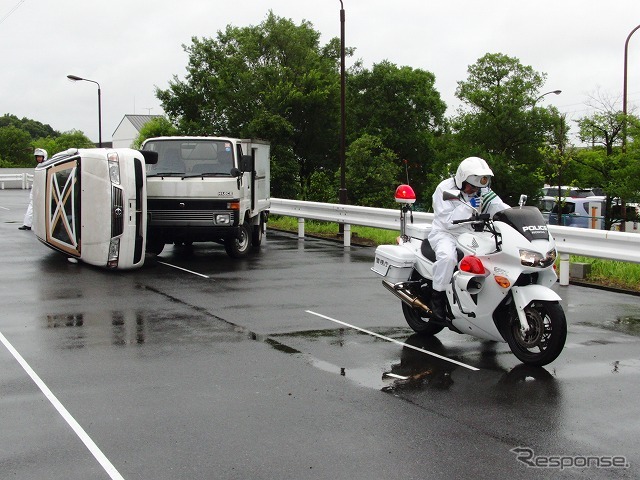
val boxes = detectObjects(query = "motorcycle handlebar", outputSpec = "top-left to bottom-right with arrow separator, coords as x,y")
452,213 -> 490,225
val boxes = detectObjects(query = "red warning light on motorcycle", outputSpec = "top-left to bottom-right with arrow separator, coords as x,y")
395,184 -> 416,204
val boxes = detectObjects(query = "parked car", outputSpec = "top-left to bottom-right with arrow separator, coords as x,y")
547,196 -> 606,228
540,186 -> 595,198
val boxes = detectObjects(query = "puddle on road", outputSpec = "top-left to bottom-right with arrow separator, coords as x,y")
574,314 -> 640,337
262,328 -> 551,393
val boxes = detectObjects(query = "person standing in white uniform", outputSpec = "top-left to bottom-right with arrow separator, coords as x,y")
19,148 -> 47,231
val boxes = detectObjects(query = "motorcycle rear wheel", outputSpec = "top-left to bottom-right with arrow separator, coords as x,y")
402,302 -> 445,336
505,301 -> 567,366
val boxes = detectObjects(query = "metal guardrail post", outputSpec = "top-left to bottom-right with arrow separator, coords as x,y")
297,217 -> 305,239
559,253 -> 570,286
343,224 -> 351,247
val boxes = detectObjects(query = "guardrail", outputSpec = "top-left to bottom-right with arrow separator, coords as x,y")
270,198 -> 640,286
0,173 -> 32,189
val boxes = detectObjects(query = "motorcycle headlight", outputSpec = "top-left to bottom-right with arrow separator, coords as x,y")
520,248 -> 556,268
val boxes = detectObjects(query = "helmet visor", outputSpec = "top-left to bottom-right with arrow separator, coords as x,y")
466,175 -> 491,188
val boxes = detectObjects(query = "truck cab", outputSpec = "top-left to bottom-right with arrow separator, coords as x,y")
141,136 -> 270,257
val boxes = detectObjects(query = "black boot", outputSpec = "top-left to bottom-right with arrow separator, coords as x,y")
430,290 -> 448,323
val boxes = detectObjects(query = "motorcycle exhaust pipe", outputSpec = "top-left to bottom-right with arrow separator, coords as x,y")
381,280 -> 431,313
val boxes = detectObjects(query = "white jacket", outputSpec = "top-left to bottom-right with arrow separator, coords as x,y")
429,177 -> 509,237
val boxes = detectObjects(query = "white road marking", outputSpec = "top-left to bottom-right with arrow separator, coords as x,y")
305,310 -> 480,371
0,331 -> 126,480
157,261 -> 210,278
383,372 -> 410,380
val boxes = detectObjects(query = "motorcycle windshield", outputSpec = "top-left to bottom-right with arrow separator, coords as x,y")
493,207 -> 549,242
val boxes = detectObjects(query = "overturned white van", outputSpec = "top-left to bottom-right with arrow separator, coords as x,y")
32,148 -> 157,269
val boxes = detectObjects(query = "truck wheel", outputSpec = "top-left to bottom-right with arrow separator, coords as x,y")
225,221 -> 251,258
251,217 -> 264,251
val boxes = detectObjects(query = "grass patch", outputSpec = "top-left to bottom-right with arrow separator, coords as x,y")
568,256 -> 640,292
268,215 -> 640,292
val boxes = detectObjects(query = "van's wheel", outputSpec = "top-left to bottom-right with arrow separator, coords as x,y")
251,217 -> 264,251
225,221 -> 251,258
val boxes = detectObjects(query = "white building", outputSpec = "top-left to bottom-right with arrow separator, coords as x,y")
112,115 -> 162,148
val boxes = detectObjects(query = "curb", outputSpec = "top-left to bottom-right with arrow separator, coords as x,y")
568,280 -> 640,297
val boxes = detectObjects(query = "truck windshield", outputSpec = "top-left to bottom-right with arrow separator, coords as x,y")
144,139 -> 235,176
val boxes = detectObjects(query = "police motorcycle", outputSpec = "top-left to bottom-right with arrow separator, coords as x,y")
371,185 -> 567,366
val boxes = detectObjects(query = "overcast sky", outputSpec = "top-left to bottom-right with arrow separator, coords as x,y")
1,0 -> 639,146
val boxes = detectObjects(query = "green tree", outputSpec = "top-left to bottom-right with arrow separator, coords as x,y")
132,117 -> 180,148
0,125 -> 32,166
572,95 -> 640,230
343,134 -> 402,208
452,53 -> 563,204
576,105 -> 626,156
347,61 -> 447,203
0,114 -> 58,140
156,11 -> 343,199
34,130 -> 95,157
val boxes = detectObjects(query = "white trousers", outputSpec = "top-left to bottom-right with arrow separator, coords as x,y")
429,230 -> 458,292
23,187 -> 33,227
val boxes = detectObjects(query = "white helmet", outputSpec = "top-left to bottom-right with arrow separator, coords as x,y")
454,156 -> 493,189
34,148 -> 48,162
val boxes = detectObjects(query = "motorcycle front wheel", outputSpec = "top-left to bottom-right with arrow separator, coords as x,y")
402,302 -> 445,336
505,301 -> 567,367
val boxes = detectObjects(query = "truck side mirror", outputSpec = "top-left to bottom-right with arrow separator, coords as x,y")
241,155 -> 254,173
139,150 -> 158,165
230,168 -> 242,177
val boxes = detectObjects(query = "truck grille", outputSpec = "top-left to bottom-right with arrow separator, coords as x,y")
148,210 -> 236,226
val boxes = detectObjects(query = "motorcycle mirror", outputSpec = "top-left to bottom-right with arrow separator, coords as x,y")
443,189 -> 462,201
518,194 -> 528,208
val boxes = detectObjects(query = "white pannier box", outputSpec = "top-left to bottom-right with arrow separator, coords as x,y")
405,222 -> 430,240
371,244 -> 414,283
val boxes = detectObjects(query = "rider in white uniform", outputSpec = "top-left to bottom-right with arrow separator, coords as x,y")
19,148 -> 47,231
427,156 -> 509,323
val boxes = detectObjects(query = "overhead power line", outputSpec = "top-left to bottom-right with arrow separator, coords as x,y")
0,0 -> 27,27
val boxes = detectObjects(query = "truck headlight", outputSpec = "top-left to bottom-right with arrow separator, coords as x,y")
107,151 -> 121,185
215,214 -> 231,225
107,238 -> 120,268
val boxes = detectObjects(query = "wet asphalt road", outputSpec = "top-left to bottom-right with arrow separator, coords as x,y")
1,188 -> 640,480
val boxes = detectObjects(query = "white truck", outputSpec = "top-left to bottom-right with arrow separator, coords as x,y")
141,136 -> 270,257
32,148 -> 158,269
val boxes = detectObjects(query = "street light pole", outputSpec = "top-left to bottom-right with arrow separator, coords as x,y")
67,74 -> 102,147
534,89 -> 562,104
623,24 -> 640,152
338,0 -> 347,207
532,89 -> 563,225
620,25 -> 640,232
